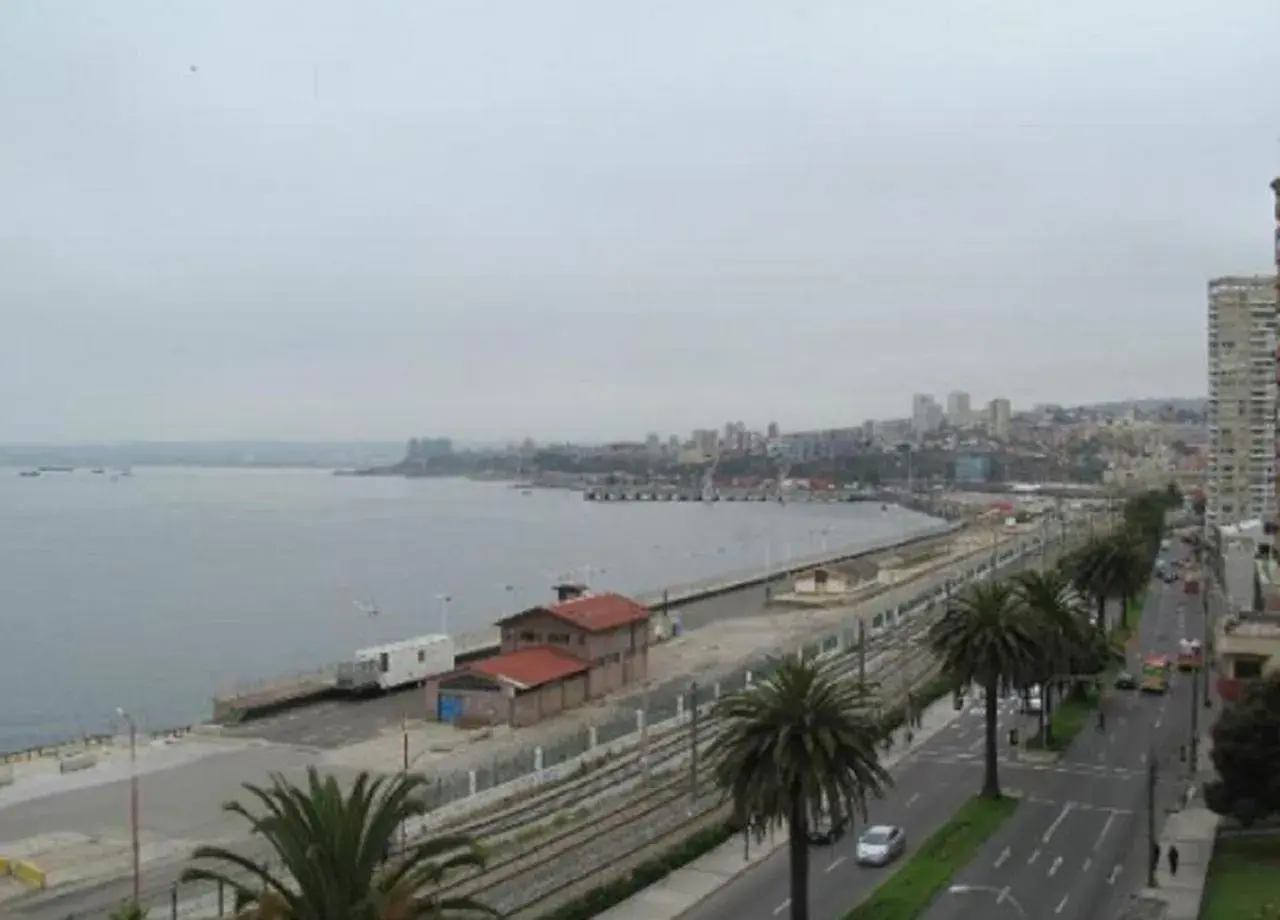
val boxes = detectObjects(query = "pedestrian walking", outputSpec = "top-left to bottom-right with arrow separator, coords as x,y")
1168,844 -> 1180,877
1151,842 -> 1161,875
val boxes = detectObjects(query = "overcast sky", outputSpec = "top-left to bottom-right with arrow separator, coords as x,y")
1,1 -> 1277,443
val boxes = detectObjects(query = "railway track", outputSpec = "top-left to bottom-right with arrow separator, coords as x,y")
422,527 -> 1071,844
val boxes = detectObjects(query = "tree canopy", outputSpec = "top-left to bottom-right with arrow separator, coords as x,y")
1204,674 -> 1280,827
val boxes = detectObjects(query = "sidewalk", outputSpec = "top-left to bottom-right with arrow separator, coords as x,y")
593,691 -> 966,920
1132,732 -> 1219,920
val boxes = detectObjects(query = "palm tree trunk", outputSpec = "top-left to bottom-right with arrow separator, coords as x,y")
787,801 -> 810,920
1039,684 -> 1048,744
981,675 -> 1001,799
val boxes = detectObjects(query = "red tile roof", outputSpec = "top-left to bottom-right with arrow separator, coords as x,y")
547,592 -> 651,632
496,592 -> 651,633
469,646 -> 588,690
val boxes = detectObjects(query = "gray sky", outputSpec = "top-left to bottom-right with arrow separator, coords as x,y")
2,0 -> 1277,443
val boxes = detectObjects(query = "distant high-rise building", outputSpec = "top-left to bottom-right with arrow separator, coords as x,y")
767,421 -> 780,439
1207,275 -> 1277,527
946,391 -> 971,426
987,398 -> 1012,439
911,394 -> 941,436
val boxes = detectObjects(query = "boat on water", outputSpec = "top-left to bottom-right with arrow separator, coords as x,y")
91,468 -> 105,474
37,466 -> 74,473
18,470 -> 40,478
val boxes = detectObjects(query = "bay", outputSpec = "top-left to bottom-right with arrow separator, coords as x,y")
0,468 -> 939,750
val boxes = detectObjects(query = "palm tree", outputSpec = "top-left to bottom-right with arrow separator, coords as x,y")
1069,534 -> 1146,630
1014,568 -> 1089,743
181,767 -> 495,920
707,656 -> 891,920
929,580 -> 1039,799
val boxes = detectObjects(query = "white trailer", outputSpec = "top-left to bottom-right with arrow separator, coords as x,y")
336,634 -> 455,693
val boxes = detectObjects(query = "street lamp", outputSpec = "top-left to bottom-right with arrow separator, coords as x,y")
434,593 -> 451,634
947,885 -> 1028,919
116,707 -> 141,905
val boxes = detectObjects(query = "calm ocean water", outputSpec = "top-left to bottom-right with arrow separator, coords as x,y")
0,468 -> 939,751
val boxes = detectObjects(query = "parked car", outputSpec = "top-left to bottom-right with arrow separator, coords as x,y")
855,825 -> 907,866
1114,671 -> 1138,690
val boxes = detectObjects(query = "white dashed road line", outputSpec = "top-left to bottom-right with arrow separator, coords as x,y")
1048,856 -> 1063,877
1056,894 -> 1070,914
1028,848 -> 1041,865
906,793 -> 921,808
825,856 -> 846,873
994,846 -> 1011,869
774,899 -> 790,915
1042,803 -> 1074,843
1094,812 -> 1115,851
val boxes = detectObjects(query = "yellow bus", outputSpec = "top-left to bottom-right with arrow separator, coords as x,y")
1140,654 -> 1170,694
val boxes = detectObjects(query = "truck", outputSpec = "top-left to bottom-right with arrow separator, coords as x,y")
336,634 -> 455,693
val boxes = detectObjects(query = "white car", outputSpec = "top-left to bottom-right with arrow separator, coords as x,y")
855,824 -> 907,866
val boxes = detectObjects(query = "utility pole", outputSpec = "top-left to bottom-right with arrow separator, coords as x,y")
1189,666 -> 1200,773
689,680 -> 699,810
857,620 -> 866,685
1147,744 -> 1158,888
401,715 -> 409,852
116,708 -> 140,906
641,683 -> 651,782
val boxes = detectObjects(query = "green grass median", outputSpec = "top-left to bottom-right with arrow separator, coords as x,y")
1202,835 -> 1280,920
841,795 -> 1019,920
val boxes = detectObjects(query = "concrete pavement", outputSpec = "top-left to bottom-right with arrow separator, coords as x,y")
922,552 -> 1204,920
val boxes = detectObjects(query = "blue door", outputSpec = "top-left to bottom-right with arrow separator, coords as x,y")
437,694 -> 464,723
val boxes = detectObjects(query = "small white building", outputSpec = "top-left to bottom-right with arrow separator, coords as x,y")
792,567 -> 851,596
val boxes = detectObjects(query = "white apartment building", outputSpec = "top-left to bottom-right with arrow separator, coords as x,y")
946,391 -> 971,426
1207,275 -> 1278,527
911,394 -> 942,436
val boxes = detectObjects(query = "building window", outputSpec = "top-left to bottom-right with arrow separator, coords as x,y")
548,632 -> 571,645
1234,657 -> 1265,679
379,653 -> 389,673
520,631 -> 538,643
418,650 -> 425,663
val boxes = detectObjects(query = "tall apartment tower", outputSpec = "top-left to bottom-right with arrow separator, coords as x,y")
1206,275 -> 1278,526
946,391 -> 971,426
1272,178 -> 1280,552
987,398 -> 1012,439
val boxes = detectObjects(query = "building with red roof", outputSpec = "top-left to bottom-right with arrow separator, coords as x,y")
426,587 -> 651,727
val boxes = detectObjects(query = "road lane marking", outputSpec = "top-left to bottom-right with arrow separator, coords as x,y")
906,793 -> 921,808
1094,812 -> 1115,851
1083,857 -> 1092,872
1049,855 -> 1063,877
994,846 -> 1011,869
1055,894 -> 1070,914
774,899 -> 791,914
1140,752 -> 1148,765
1028,848 -> 1041,864
1154,716 -> 1162,729
1108,865 -> 1123,885
825,856 -> 846,873
1043,803 -> 1074,843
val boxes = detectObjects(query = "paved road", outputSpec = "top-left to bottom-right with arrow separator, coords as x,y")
680,693 -> 1039,920
923,552 -> 1201,920
682,552 -> 1192,920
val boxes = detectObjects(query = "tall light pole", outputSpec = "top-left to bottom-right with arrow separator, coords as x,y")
116,708 -> 140,905
435,593 -> 451,634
